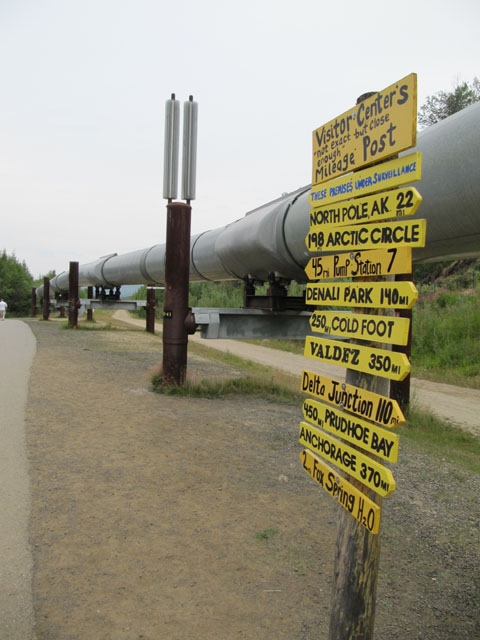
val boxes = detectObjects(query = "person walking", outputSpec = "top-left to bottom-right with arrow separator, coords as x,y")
0,299 -> 7,320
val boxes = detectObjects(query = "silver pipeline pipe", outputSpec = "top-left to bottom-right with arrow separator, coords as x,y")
37,102 -> 480,297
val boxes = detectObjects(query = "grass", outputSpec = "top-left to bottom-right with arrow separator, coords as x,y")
255,528 -> 280,541
60,320 -> 117,331
398,405 -> 480,474
187,340 -> 302,396
411,290 -> 480,388
151,368 -> 301,403
242,338 -> 304,355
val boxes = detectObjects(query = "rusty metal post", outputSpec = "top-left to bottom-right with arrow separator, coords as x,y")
87,286 -> 94,321
68,261 -> 79,328
42,277 -> 50,320
162,202 -> 192,386
146,287 -> 156,333
59,305 -> 65,318
31,287 -> 37,317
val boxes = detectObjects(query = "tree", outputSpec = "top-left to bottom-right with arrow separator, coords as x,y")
0,250 -> 34,316
418,77 -> 480,128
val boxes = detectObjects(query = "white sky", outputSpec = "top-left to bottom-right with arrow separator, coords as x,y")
1,0 -> 479,278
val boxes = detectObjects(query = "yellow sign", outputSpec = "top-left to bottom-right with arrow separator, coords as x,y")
304,247 -> 412,281
304,336 -> 410,381
299,422 -> 396,496
300,449 -> 381,534
300,370 -> 405,428
312,73 -> 417,185
310,310 -> 410,345
310,152 -> 422,207
306,218 -> 426,253
310,187 -> 422,229
303,398 -> 399,462
306,281 -> 418,309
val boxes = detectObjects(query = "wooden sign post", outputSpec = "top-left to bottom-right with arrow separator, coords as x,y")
299,75 -> 425,639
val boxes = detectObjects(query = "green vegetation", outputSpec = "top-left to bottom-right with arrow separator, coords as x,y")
33,269 -> 56,287
151,369 -> 300,404
399,406 -> 480,474
189,280 -> 305,309
412,290 -> 480,387
130,280 -> 305,320
0,250 -> 34,315
151,326 -> 301,403
188,340 -> 302,395
242,337 -> 304,355
255,528 -> 280,541
189,280 -> 243,308
418,77 -> 480,128
60,320 -> 116,331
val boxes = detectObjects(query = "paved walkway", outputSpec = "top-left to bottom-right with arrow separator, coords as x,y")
114,310 -> 480,437
0,320 -> 37,640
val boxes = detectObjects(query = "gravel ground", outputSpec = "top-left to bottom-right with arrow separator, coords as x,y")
22,319 -> 480,639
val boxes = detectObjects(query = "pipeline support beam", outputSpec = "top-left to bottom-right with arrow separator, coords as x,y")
87,286 -> 94,321
162,202 -> 192,386
146,287 -> 156,334
31,288 -> 37,317
42,278 -> 50,321
68,261 -> 79,328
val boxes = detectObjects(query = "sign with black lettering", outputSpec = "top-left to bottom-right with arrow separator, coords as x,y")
303,398 -> 399,462
312,73 -> 417,185
305,247 -> 412,281
306,219 -> 426,252
304,335 -> 410,381
300,449 -> 381,534
299,422 -> 396,496
300,370 -> 405,428
310,187 -> 422,229
306,281 -> 418,309
310,309 -> 410,345
310,152 -> 421,207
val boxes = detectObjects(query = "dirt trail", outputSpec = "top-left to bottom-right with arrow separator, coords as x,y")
113,310 -> 480,437
22,318 -> 479,639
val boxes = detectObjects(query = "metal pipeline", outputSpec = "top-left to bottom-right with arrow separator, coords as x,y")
37,102 -> 480,297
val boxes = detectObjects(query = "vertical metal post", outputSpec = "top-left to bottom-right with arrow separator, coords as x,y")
59,305 -> 66,318
42,278 -> 50,320
87,286 -> 94,322
68,261 -> 79,328
182,96 -> 198,202
162,202 -> 192,386
31,287 -> 37,317
161,92 -> 197,385
146,287 -> 156,334
163,94 -> 180,201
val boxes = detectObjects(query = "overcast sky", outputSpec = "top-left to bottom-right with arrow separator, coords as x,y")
1,0 -> 479,278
